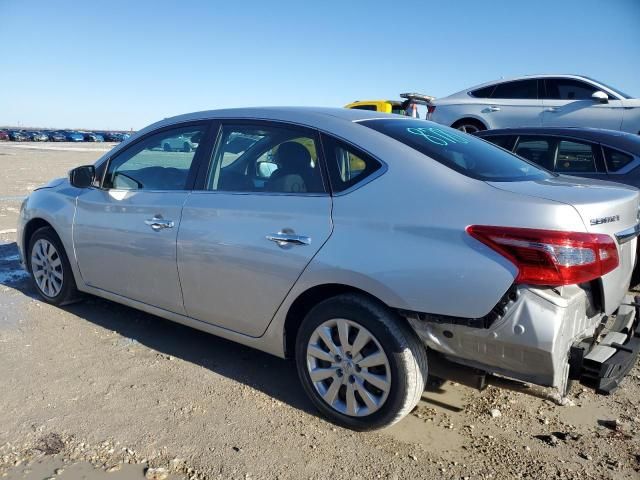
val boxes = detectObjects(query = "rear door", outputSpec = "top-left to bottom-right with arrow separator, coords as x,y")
542,78 -> 624,129
73,122 -> 210,314
177,121 -> 332,337
482,79 -> 543,128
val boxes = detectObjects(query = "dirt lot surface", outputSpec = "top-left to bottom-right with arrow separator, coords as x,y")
0,142 -> 639,480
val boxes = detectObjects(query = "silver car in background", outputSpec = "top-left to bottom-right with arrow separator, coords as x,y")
17,107 -> 640,430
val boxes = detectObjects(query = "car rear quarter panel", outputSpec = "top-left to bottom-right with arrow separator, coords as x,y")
277,139 -> 587,320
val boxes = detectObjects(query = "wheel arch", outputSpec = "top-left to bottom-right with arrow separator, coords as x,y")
283,283 -> 399,358
450,116 -> 488,131
22,217 -> 56,257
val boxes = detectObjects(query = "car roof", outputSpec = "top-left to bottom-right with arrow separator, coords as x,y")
443,74 -> 624,98
142,107 -> 399,135
475,127 -> 640,153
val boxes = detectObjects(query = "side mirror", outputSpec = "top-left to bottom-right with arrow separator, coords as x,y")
591,90 -> 609,103
69,165 -> 95,188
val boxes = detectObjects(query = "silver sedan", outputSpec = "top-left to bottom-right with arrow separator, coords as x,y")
17,107 -> 640,430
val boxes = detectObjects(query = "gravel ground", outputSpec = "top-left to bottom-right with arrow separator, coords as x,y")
0,141 -> 639,480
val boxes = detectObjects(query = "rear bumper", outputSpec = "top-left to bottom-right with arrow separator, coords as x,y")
574,294 -> 640,394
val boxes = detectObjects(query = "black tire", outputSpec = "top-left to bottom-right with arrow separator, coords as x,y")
163,142 -> 171,152
295,293 -> 428,431
451,118 -> 486,134
27,226 -> 79,306
182,142 -> 191,152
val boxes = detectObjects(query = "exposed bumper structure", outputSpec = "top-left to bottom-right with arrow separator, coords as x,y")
405,285 -> 640,394
574,295 -> 640,394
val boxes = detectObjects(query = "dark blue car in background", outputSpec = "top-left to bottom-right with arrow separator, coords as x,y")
475,127 -> 640,189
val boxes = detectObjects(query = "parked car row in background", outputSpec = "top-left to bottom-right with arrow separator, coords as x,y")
0,128 -> 132,143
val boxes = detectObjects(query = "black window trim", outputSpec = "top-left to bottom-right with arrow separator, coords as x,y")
318,132 -> 387,196
194,118 -> 331,197
97,120 -> 216,193
599,143 -> 640,175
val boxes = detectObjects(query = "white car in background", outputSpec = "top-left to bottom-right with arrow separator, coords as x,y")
428,74 -> 640,134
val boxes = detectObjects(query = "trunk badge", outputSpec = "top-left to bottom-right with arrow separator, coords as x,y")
590,215 -> 620,226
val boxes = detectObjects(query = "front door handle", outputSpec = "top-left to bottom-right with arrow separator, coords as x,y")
488,106 -> 501,112
266,232 -> 311,247
145,216 -> 174,231
546,107 -> 560,112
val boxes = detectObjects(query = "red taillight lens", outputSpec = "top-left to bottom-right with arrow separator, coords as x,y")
466,225 -> 619,286
427,105 -> 436,118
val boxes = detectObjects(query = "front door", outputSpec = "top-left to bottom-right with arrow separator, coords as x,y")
542,78 -> 624,130
73,122 -> 209,314
178,122 -> 332,337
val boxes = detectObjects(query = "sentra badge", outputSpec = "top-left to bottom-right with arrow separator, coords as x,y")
590,215 -> 620,226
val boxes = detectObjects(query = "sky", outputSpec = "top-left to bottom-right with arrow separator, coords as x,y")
0,0 -> 638,130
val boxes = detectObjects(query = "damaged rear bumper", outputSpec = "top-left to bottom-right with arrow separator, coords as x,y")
572,295 -> 640,394
404,286 -> 639,394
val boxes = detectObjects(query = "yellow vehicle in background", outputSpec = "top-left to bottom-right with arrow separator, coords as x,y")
345,93 -> 435,117
344,99 -> 408,115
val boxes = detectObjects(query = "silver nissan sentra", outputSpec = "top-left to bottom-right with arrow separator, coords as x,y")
17,107 -> 640,430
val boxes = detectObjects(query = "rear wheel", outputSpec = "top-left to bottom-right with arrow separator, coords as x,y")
451,118 -> 486,134
28,227 -> 78,305
182,142 -> 191,152
295,294 -> 428,431
163,142 -> 171,152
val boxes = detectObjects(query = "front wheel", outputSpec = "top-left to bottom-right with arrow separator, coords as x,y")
295,294 -> 428,431
27,227 -> 78,305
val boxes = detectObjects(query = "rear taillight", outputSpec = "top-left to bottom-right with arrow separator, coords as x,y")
427,105 -> 436,119
466,225 -> 619,286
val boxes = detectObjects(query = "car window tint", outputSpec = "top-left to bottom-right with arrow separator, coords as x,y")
104,125 -> 205,190
490,80 -> 538,99
555,140 -> 597,173
207,125 -> 325,194
470,85 -> 495,98
360,119 -> 551,182
603,146 -> 634,172
545,79 -> 597,100
321,135 -> 382,192
514,137 -> 554,170
480,135 -> 514,150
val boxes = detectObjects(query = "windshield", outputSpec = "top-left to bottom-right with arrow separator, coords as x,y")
582,76 -> 633,99
359,119 -> 552,182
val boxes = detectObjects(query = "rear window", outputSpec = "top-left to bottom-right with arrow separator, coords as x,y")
359,119 -> 552,182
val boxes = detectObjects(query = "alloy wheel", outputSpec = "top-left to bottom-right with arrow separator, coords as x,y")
306,318 -> 391,417
31,238 -> 64,298
457,123 -> 480,133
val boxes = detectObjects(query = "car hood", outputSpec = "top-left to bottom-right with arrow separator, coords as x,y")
34,177 -> 66,191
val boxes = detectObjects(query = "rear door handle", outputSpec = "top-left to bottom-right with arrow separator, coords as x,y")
488,106 -> 501,112
145,216 -> 174,231
266,232 -> 311,247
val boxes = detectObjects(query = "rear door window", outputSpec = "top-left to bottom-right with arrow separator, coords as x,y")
603,146 -> 634,172
555,140 -> 598,173
490,80 -> 538,99
514,137 -> 554,170
359,119 -> 551,182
